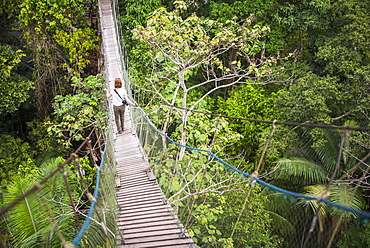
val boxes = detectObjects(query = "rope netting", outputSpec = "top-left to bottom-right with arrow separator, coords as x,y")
130,103 -> 370,247
0,107 -> 118,248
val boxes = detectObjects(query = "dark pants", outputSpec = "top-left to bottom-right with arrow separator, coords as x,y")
113,105 -> 126,131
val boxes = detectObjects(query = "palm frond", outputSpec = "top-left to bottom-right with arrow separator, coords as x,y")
297,184 -> 328,216
4,157 -> 79,247
267,210 -> 296,236
272,157 -> 329,185
262,189 -> 297,213
4,176 -> 42,244
315,129 -> 341,172
297,184 -> 327,216
328,184 -> 366,219
290,133 -> 320,163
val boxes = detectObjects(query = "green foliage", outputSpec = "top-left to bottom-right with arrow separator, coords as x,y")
0,45 -> 34,115
272,129 -> 358,187
273,0 -> 330,32
3,157 -> 79,247
120,0 -> 161,31
47,75 -> 106,149
18,0 -> 98,76
148,135 -> 280,246
187,196 -> 227,246
272,0 -> 370,127
18,0 -> 99,118
300,184 -> 367,220
183,186 -> 282,247
256,125 -> 299,168
209,0 -> 276,23
19,0 -> 89,34
315,0 -> 369,78
132,1 -> 276,95
0,135 -> 36,189
313,0 -> 370,124
119,0 -> 162,88
0,0 -> 21,15
27,119 -> 60,155
270,128 -> 368,246
132,1 -> 285,162
337,221 -> 370,248
276,73 -> 339,124
54,28 -> 99,77
217,187 -> 282,247
155,101 -> 243,150
218,84 -> 281,162
273,157 -> 329,185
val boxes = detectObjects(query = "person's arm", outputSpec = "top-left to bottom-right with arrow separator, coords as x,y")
104,88 -> 112,98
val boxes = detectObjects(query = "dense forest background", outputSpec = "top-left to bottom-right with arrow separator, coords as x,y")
0,0 -> 369,247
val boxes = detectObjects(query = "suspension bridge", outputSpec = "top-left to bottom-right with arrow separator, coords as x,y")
99,0 -> 196,247
1,0 -> 370,247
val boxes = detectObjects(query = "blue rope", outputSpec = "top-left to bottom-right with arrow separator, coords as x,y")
134,107 -> 370,220
72,69 -> 112,245
71,131 -> 108,246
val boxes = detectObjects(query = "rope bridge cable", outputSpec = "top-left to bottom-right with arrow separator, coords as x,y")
132,86 -> 370,132
0,127 -> 96,218
71,124 -> 110,246
132,105 -> 370,220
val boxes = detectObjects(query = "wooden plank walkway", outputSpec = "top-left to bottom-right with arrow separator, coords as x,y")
99,0 -> 196,247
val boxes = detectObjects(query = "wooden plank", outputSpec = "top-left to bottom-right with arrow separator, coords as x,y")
118,211 -> 173,222
123,239 -> 195,248
119,185 -> 160,194
119,216 -> 178,227
122,225 -> 182,235
121,233 -> 184,244
146,170 -> 156,181
119,219 -> 178,230
117,189 -> 161,198
119,174 -> 147,181
121,178 -> 151,186
116,190 -> 163,200
123,229 -> 181,239
122,244 -> 196,248
120,182 -> 159,190
117,196 -> 163,206
118,197 -> 163,206
120,182 -> 154,190
120,209 -> 172,220
121,244 -> 193,248
121,203 -> 168,212
120,205 -> 172,216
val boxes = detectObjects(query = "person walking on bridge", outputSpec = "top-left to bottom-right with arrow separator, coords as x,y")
106,78 -> 132,134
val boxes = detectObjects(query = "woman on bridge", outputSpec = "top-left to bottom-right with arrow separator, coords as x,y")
106,78 -> 132,134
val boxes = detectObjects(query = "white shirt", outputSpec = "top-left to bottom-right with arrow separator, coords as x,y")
111,88 -> 128,106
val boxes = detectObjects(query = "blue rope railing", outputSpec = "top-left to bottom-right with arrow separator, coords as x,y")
71,127 -> 110,246
133,106 -> 370,220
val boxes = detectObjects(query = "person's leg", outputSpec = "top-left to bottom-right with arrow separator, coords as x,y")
113,105 -> 121,132
118,105 -> 126,131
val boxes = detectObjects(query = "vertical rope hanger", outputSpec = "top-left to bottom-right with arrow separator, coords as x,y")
326,142 -> 370,247
302,130 -> 347,248
230,120 -> 277,239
